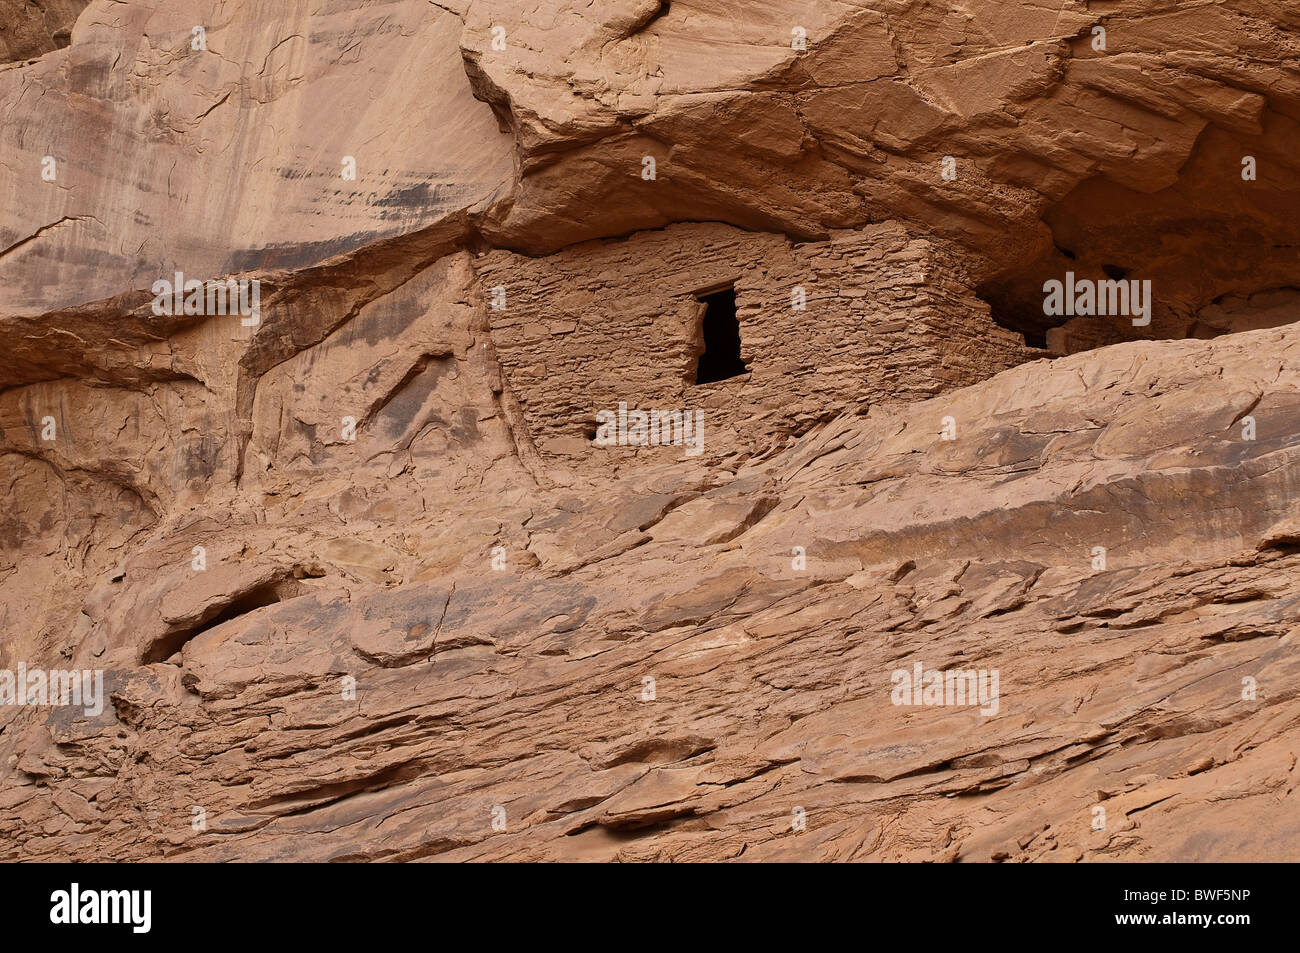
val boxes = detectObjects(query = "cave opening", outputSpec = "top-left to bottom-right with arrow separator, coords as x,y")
693,286 -> 748,385
977,117 -> 1300,358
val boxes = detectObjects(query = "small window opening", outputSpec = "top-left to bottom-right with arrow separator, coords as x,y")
694,287 -> 748,385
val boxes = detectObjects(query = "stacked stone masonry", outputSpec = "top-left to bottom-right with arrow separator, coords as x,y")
476,222 -> 1038,456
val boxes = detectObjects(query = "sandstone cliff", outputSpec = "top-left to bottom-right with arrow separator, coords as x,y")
1,0 -> 1298,862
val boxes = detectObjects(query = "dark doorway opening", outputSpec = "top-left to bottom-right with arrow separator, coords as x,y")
694,287 -> 748,384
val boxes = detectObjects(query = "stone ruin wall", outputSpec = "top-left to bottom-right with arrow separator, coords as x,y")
475,222 -> 1040,457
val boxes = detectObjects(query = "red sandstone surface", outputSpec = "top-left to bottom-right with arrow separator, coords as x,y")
1,0 -> 1299,862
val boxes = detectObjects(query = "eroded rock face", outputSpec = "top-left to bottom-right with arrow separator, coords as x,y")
2,1 -> 1300,862
0,0 -> 87,63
